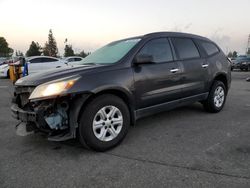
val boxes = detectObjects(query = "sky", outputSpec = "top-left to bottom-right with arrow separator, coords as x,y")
0,0 -> 250,56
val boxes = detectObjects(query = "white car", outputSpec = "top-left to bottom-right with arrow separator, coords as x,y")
0,56 -> 67,78
0,63 -> 10,77
62,56 -> 84,65
26,56 -> 67,74
0,57 -> 7,65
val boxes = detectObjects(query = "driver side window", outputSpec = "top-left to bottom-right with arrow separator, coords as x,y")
138,38 -> 173,63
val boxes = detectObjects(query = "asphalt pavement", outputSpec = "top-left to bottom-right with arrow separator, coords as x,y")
0,71 -> 250,188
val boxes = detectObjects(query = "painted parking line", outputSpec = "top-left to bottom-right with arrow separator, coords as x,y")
0,86 -> 8,88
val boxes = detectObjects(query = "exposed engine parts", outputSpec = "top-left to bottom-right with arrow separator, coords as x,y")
45,101 -> 69,130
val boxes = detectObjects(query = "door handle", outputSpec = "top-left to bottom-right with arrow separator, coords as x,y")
170,68 -> 179,73
202,64 -> 209,68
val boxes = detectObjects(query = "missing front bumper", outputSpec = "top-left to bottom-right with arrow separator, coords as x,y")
11,104 -> 37,122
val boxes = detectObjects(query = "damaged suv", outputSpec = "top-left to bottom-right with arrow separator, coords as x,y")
11,32 -> 231,151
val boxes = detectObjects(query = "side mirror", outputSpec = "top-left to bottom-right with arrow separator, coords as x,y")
134,54 -> 154,65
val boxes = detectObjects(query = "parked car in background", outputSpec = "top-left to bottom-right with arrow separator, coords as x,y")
0,63 -> 10,77
0,57 -> 21,78
0,57 -> 8,65
231,56 -> 250,71
62,56 -> 84,65
240,60 -> 250,71
0,56 -> 67,78
12,32 -> 231,151
26,56 -> 67,74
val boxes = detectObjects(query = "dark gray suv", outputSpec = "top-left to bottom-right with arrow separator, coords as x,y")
11,32 -> 231,151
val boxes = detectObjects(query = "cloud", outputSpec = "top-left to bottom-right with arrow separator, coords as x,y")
209,28 -> 231,53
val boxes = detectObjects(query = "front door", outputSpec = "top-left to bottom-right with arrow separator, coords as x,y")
133,38 -> 183,109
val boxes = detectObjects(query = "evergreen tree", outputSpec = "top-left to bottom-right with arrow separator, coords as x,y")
232,51 -> 238,58
0,37 -> 13,57
77,50 -> 90,58
15,50 -> 24,56
26,41 -> 42,57
247,48 -> 250,56
43,29 -> 58,57
64,44 -> 75,57
227,51 -> 233,58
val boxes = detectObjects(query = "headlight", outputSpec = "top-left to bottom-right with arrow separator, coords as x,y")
242,62 -> 247,65
29,76 -> 80,100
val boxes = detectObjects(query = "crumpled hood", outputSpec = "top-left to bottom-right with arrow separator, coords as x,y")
15,64 -> 104,86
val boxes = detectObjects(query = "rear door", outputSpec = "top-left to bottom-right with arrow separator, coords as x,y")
133,38 -> 183,109
171,37 -> 208,97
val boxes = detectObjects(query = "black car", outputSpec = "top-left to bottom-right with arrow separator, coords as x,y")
231,56 -> 250,71
11,32 -> 231,151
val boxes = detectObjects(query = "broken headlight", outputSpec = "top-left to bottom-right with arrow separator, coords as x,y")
29,76 -> 80,100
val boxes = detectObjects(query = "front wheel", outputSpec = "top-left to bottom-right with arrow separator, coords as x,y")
203,81 -> 227,113
78,94 -> 130,151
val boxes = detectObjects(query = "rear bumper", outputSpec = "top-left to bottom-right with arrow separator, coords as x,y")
11,104 -> 37,122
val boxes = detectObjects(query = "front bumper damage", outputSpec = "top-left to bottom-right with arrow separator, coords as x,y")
11,103 -> 37,122
11,86 -> 89,141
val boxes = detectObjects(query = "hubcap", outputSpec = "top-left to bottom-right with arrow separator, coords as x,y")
92,105 -> 123,142
214,86 -> 225,108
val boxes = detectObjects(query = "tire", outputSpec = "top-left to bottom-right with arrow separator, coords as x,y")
78,94 -> 130,151
203,81 -> 227,113
246,66 -> 250,71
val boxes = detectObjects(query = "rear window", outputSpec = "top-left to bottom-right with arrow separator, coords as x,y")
74,58 -> 82,61
172,38 -> 200,60
201,41 -> 220,56
42,58 -> 58,62
30,58 -> 42,63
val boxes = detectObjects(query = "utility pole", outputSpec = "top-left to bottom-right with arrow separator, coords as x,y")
247,34 -> 250,55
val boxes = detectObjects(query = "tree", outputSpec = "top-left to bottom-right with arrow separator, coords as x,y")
43,29 -> 58,57
77,50 -> 90,58
232,51 -> 238,58
247,48 -> 250,55
64,45 -> 75,57
26,41 -> 42,57
227,51 -> 233,58
15,50 -> 24,56
0,37 -> 13,57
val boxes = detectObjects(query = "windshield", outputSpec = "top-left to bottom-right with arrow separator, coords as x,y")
234,56 -> 250,63
79,38 -> 141,65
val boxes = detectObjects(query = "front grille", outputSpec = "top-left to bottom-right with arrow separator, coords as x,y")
14,86 -> 35,108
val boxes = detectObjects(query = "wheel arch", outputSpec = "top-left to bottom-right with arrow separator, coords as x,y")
212,73 -> 228,92
75,87 -> 136,126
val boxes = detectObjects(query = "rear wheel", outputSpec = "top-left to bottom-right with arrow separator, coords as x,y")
78,94 -> 130,151
203,81 -> 227,113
